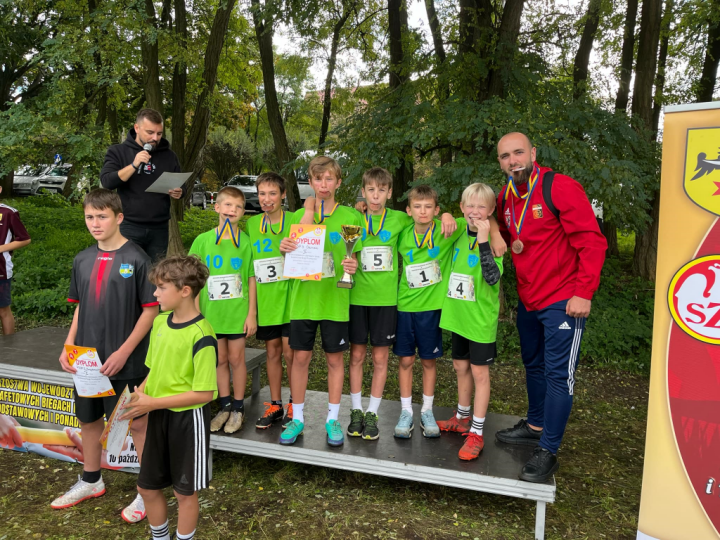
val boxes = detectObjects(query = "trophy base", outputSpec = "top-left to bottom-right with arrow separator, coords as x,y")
337,280 -> 355,289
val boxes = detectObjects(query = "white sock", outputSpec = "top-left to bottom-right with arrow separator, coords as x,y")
150,520 -> 171,540
176,530 -> 195,540
470,415 -> 485,435
367,395 -> 382,415
293,402 -> 305,424
327,402 -> 340,422
400,396 -> 413,414
456,404 -> 471,420
350,392 -> 363,411
421,394 -> 434,413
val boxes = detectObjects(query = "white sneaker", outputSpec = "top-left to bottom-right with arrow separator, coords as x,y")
51,475 -> 105,509
121,493 -> 146,523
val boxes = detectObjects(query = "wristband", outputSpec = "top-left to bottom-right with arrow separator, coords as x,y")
131,162 -> 139,170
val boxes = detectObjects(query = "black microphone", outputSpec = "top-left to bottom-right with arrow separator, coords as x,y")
143,143 -> 153,161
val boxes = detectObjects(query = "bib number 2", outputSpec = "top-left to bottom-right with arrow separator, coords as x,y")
208,274 -> 242,300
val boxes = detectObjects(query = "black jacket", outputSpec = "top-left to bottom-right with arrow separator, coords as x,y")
100,129 -> 182,228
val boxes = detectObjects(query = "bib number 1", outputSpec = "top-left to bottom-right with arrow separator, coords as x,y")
405,261 -> 441,289
208,274 -> 242,300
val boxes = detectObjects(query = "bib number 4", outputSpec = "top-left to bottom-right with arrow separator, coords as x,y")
447,273 -> 475,301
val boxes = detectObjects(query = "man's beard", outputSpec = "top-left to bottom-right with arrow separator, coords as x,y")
505,163 -> 534,185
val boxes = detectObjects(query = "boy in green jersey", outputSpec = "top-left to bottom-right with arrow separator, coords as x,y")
189,186 -> 256,434
279,156 -> 363,447
121,255 -> 218,540
393,185 -> 505,439
437,183 -> 503,461
247,172 -> 314,429
347,168 -> 456,440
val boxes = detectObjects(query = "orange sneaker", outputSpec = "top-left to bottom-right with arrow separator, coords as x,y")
256,402 -> 283,429
282,403 -> 293,429
437,413 -> 470,433
458,432 -> 484,461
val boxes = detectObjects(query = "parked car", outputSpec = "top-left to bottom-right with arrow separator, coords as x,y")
13,165 -> 49,196
225,175 -> 260,213
294,168 -> 315,202
191,182 -> 208,210
37,164 -> 73,195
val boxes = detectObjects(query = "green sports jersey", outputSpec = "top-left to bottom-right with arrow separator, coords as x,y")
350,208 -> 413,307
144,312 -> 218,412
397,217 -> 466,312
247,210 -> 301,326
440,229 -> 503,343
288,204 -> 363,322
188,227 -> 254,334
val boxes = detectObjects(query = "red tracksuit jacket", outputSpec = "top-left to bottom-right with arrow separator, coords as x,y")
497,163 -> 607,312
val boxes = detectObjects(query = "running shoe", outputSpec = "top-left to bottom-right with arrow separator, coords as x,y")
282,403 -> 293,429
279,419 -> 304,445
326,420 -> 345,446
495,418 -> 542,446
224,410 -> 245,434
210,406 -> 231,432
437,413 -> 471,434
362,411 -> 380,440
420,409 -> 440,438
393,410 -> 414,438
121,493 -> 146,523
458,433 -> 485,461
347,409 -> 364,437
256,402 -> 283,429
51,476 -> 105,509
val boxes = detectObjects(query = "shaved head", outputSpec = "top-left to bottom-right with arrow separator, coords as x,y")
497,132 -> 533,154
497,132 -> 537,184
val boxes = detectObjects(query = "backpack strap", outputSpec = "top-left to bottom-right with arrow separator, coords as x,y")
542,171 -> 560,221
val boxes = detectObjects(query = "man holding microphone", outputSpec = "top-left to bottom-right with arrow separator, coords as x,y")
100,108 -> 184,261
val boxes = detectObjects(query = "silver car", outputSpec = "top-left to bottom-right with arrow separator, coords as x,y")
13,165 -> 49,196
38,164 -> 72,194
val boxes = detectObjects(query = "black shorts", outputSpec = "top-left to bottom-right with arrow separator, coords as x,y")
256,323 -> 291,341
74,376 -> 146,424
216,333 -> 245,340
349,305 -> 397,347
289,320 -> 349,353
451,333 -> 496,366
138,404 -> 211,496
0,278 -> 10,308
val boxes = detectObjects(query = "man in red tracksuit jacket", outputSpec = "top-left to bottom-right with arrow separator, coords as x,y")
494,132 -> 607,483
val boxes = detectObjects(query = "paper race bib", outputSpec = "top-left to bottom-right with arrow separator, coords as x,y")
321,252 -> 336,278
254,257 -> 286,284
361,246 -> 393,272
447,273 -> 475,302
208,274 -> 242,300
406,260 -> 441,289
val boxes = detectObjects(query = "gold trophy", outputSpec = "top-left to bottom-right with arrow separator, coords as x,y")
337,225 -> 363,289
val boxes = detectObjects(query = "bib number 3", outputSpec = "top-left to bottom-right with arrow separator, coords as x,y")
406,261 -> 441,289
208,274 -> 242,300
254,257 -> 286,284
361,246 -> 393,272
447,273 -> 475,302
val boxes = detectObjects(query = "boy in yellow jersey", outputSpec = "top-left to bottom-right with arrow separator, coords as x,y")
347,167 -> 456,440
189,186 -> 256,434
279,156 -> 363,447
247,173 -> 314,429
437,183 -> 502,460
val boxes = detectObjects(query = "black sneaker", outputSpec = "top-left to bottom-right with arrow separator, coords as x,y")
347,409 -> 364,437
495,418 -> 542,446
256,402 -> 284,429
362,412 -> 379,440
519,447 -> 559,483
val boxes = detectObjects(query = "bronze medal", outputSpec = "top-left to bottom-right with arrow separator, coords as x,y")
512,239 -> 524,254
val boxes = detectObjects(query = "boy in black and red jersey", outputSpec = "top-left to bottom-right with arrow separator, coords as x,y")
0,186 -> 31,335
50,189 -> 159,524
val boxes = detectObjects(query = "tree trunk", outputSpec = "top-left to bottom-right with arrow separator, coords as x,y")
573,0 -> 603,100
167,0 -> 239,256
108,106 -> 119,144
631,0 -> 663,281
0,172 -> 13,199
319,7 -> 352,149
604,220 -> 620,257
458,0 -> 476,56
615,0 -> 639,113
250,0 -> 301,211
141,0 -> 163,111
697,5 -> 720,102
652,0 -> 674,136
487,0 -> 525,99
424,0 -> 452,166
172,0 -> 188,167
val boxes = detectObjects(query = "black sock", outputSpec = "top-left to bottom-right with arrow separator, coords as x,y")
232,398 -> 244,411
82,469 -> 101,483
271,400 -> 282,407
219,395 -> 232,409
289,396 -> 293,404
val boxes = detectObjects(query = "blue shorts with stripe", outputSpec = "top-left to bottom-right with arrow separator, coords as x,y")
393,309 -> 443,359
516,299 -> 586,454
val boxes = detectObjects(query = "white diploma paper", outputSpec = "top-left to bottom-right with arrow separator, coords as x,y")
283,224 -> 327,280
145,172 -> 193,193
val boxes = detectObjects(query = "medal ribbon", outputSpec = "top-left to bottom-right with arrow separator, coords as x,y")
467,225 -> 478,251
216,218 -> 240,248
506,166 -> 540,239
364,208 -> 387,236
261,210 -> 285,235
414,222 -> 435,249
316,201 -> 339,224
